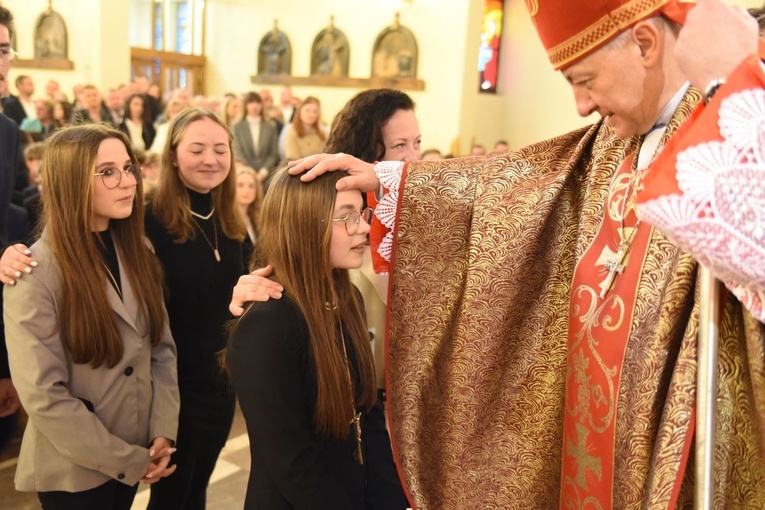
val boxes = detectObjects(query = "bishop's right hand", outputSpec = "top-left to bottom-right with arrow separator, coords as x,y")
288,153 -> 380,192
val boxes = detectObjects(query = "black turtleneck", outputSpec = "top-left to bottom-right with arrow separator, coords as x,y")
187,189 -> 218,253
188,187 -> 212,215
94,228 -> 121,298
144,187 -> 243,454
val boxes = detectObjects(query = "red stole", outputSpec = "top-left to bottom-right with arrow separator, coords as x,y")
561,151 -> 653,509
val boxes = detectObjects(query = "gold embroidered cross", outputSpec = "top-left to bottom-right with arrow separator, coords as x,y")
567,422 -> 602,489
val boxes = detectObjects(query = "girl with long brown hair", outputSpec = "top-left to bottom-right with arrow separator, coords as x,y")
282,96 -> 328,160
3,124 -> 179,509
118,93 -> 156,151
226,167 -> 407,509
145,107 -> 246,510
235,166 -> 264,268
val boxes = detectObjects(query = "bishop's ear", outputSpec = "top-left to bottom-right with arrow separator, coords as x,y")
630,19 -> 663,65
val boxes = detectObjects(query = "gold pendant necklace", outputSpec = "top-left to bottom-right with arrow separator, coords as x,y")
600,125 -> 666,299
340,328 -> 364,465
191,215 -> 221,262
599,145 -> 645,300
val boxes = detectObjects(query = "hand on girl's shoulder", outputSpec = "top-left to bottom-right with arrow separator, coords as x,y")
229,296 -> 308,348
234,294 -> 301,330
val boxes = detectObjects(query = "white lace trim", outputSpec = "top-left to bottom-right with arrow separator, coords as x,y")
639,88 -> 765,321
373,161 -> 406,263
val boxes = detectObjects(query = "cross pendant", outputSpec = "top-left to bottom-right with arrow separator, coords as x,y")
599,247 -> 627,299
351,411 -> 364,464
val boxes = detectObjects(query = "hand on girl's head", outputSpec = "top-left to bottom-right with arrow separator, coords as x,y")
288,154 -> 379,191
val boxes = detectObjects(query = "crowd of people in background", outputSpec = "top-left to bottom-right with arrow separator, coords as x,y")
2,73 -> 510,245
0,28 -> 447,505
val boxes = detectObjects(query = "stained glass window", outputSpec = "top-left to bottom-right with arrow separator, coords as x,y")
478,0 -> 503,93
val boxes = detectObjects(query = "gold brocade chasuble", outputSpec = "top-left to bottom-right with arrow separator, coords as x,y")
385,88 -> 765,510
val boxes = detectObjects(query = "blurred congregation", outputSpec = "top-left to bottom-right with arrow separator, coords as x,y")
2,0 -> 521,246
4,77 -> 405,242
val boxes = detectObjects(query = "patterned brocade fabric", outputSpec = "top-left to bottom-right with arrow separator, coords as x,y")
388,128 -> 595,508
386,90 -> 765,509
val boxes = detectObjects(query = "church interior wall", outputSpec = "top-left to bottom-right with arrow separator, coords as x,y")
4,0 -> 130,103
205,0 -> 472,156
2,0 -> 763,155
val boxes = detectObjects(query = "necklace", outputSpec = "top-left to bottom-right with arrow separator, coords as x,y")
101,261 -> 123,301
599,145 -> 647,300
191,215 -> 221,262
599,126 -> 666,299
600,172 -> 642,299
190,207 -> 215,220
340,328 -> 364,465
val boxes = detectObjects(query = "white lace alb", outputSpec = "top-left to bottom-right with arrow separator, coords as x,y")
639,88 -> 765,321
373,161 -> 406,264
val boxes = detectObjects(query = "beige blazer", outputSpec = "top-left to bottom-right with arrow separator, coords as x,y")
282,125 -> 326,160
3,232 -> 179,492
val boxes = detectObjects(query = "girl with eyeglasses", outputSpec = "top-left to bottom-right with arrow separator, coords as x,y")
0,108 -> 247,509
226,166 -> 407,509
3,124 -> 179,509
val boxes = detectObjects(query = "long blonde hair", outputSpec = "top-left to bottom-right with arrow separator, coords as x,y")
41,125 -> 166,368
222,96 -> 241,126
236,166 -> 263,232
150,107 -> 245,243
246,166 -> 376,439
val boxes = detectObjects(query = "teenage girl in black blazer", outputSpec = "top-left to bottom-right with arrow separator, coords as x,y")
227,167 -> 407,510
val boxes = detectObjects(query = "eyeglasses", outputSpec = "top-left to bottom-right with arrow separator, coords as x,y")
0,48 -> 18,63
94,164 -> 141,189
332,207 -> 373,235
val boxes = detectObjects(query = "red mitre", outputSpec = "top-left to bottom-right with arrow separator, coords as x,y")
526,0 -> 695,70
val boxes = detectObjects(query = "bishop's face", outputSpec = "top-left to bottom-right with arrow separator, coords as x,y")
561,34 -> 661,139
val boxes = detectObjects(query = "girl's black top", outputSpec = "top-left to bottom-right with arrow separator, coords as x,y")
145,188 -> 244,452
